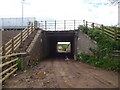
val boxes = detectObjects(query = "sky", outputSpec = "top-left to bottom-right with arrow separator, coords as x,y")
58,42 -> 70,45
0,0 -> 118,26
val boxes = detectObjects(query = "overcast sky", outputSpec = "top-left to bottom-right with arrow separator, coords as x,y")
0,0 -> 118,26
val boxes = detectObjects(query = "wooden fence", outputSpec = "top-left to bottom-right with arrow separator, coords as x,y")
1,21 -> 36,56
0,52 -> 27,83
86,21 -> 120,40
0,21 -> 37,83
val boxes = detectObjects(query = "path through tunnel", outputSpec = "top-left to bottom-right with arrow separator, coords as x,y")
43,30 -> 78,59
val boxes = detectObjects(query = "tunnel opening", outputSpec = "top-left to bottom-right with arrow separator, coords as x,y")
57,42 -> 71,53
42,30 -> 78,59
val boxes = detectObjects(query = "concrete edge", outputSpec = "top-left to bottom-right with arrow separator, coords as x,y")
79,30 -> 97,45
22,30 -> 42,67
26,30 -> 41,53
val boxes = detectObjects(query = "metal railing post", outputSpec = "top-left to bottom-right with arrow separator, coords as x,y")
83,20 -> 85,26
74,20 -> 75,30
34,21 -> 37,30
55,20 -> 56,31
64,20 -> 66,31
41,21 -> 43,29
45,21 -> 47,30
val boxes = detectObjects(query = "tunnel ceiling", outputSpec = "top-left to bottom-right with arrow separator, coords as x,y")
45,30 -> 76,41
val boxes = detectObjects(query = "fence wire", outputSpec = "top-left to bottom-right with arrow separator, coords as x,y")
0,17 -> 35,30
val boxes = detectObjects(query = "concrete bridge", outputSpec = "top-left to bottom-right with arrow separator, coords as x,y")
24,20 -> 97,60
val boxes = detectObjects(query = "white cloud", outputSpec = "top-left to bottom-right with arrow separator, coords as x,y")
0,0 -> 118,26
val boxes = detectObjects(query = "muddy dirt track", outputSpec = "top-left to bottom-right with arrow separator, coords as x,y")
3,58 -> 118,88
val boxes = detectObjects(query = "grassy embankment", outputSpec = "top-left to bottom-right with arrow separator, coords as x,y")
77,25 -> 120,72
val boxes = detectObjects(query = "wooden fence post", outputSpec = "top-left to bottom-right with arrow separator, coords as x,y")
101,24 -> 104,33
21,32 -> 23,45
2,44 -> 6,56
86,21 -> 88,29
11,38 -> 14,53
92,23 -> 94,30
29,24 -> 31,32
32,23 -> 34,31
27,27 -> 29,37
31,23 -> 33,32
114,28 -> 117,40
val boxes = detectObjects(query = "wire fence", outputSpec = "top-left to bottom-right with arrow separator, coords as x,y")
0,17 -> 36,30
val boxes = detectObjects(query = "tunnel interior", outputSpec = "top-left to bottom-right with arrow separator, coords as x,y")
43,30 -> 77,58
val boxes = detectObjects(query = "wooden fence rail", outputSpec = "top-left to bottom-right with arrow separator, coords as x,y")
86,21 -> 120,40
1,21 -> 36,56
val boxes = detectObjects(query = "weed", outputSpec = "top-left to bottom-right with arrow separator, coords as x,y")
17,58 -> 24,70
33,61 -> 40,66
78,25 -> 89,34
23,68 -> 30,72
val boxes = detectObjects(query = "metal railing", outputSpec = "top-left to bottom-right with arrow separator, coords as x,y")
37,20 -> 83,31
37,20 -> 120,40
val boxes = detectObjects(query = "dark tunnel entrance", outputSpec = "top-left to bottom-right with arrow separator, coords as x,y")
43,30 -> 78,58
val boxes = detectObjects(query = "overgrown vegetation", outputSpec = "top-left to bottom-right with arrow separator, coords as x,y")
17,58 -> 24,70
17,58 -> 40,72
77,25 -> 120,72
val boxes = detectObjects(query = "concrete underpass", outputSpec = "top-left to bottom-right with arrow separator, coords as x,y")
34,29 -> 97,61
43,30 -> 78,58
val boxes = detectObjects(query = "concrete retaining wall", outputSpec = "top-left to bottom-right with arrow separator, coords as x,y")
24,30 -> 44,66
77,30 -> 97,55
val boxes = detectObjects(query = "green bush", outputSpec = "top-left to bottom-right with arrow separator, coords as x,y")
77,26 -> 120,72
77,52 -> 90,62
77,52 -> 120,72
